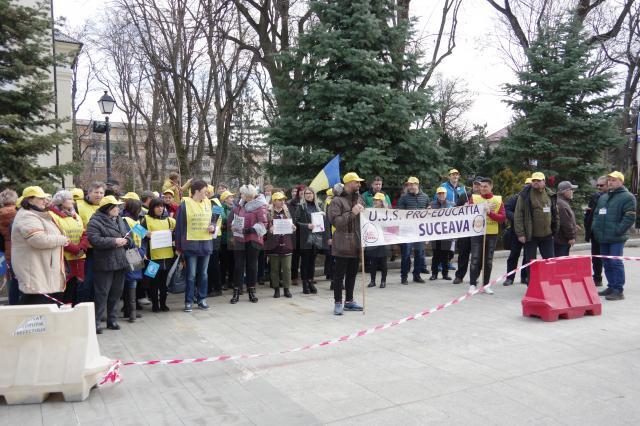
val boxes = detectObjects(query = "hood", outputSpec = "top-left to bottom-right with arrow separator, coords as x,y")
245,194 -> 268,212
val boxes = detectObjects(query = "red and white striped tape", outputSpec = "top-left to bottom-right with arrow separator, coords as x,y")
76,254 -> 640,385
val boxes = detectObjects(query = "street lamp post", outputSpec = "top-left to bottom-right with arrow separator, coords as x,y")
97,91 -> 116,184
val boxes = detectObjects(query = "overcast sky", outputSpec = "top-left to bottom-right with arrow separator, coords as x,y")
53,0 -> 516,134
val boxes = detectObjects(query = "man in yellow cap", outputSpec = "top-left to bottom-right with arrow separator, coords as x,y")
514,172 -> 559,284
328,172 -> 365,315
76,181 -> 106,303
502,176 -> 533,286
591,171 -> 636,301
397,176 -> 430,284
584,175 -> 608,287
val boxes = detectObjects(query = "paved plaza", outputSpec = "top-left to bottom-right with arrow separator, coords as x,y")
2,246 -> 640,425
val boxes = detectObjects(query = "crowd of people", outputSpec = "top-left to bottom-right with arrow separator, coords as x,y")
0,168 -> 635,333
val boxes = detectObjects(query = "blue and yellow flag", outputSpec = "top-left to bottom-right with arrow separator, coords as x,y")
309,154 -> 341,193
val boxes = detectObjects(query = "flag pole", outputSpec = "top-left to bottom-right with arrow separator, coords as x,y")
481,203 -> 488,288
360,214 -> 366,315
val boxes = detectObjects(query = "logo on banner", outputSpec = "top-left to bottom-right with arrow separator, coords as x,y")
362,223 -> 379,244
473,215 -> 485,233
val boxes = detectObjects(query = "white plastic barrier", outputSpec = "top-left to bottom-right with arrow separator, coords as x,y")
0,302 -> 113,404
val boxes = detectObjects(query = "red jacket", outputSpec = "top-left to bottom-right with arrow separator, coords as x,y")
470,193 -> 506,223
0,205 -> 16,264
230,195 -> 269,246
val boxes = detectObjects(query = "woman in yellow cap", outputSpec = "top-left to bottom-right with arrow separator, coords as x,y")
264,192 -> 295,298
11,186 -> 69,305
364,193 -> 391,288
86,195 -> 133,334
120,196 -> 145,321
429,187 -> 455,281
162,189 -> 179,218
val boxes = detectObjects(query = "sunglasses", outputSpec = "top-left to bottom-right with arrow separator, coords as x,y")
597,184 -> 606,187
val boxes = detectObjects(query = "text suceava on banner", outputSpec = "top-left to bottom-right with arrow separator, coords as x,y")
360,204 -> 487,247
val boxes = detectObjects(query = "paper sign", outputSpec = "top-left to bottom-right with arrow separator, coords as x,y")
311,212 -> 325,233
273,218 -> 294,235
144,261 -> 160,278
13,315 -> 46,336
150,230 -> 172,249
131,223 -> 148,238
232,216 -> 245,238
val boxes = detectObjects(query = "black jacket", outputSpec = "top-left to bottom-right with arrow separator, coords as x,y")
584,192 -> 602,242
294,201 -> 329,250
87,210 -> 133,272
397,191 -> 430,210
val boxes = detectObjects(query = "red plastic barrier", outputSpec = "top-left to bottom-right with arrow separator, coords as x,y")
522,257 -> 601,322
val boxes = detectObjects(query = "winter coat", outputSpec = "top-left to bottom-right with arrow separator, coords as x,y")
86,210 -> 132,272
429,199 -> 454,251
591,186 -> 637,244
231,194 -> 269,247
514,186 -> 559,241
584,192 -> 603,242
264,207 -> 295,255
0,205 -> 17,264
397,191 -> 430,210
11,207 -> 67,294
433,181 -> 467,205
555,196 -> 577,245
327,191 -> 364,258
294,201 -> 328,250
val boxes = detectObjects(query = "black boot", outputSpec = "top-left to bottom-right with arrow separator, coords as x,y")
248,287 -> 258,303
442,270 -> 452,281
368,280 -> 376,288
309,281 -> 318,294
284,288 -> 292,298
122,290 -> 131,319
303,281 -> 310,294
380,281 -> 386,288
230,288 -> 240,304
429,273 -> 438,281
273,288 -> 280,298
128,288 -> 138,322
159,290 -> 169,311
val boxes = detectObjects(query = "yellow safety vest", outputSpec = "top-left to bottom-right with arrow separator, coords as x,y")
472,194 -> 503,235
183,197 -> 213,241
123,217 -> 142,248
50,211 -> 85,260
76,199 -> 99,229
145,216 -> 176,260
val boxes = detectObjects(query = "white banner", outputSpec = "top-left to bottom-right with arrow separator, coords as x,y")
360,204 -> 487,247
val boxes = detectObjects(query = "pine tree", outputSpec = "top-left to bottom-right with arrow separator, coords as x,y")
267,0 -> 441,188
0,0 -> 69,188
502,15 -> 622,188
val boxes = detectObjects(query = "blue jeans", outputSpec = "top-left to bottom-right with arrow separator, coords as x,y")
185,254 -> 210,304
600,242 -> 625,292
125,279 -> 137,289
401,242 -> 425,279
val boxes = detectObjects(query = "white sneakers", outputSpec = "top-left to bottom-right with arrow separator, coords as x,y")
469,284 -> 495,295
483,286 -> 495,295
469,285 -> 477,293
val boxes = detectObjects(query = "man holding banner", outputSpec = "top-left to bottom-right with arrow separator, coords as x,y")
328,172 -> 366,315
397,177 -> 430,284
469,178 -> 505,294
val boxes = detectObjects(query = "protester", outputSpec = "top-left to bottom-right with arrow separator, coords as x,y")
162,189 -> 179,218
206,185 -> 224,296
288,184 -> 305,285
265,192 -> 295,298
328,172 -> 366,315
0,189 -> 19,304
453,176 -> 481,284
215,183 -> 229,199
323,187 -> 335,281
175,179 -> 215,312
11,186 -> 68,305
49,190 -> 89,305
397,176 -> 430,284
584,176 -> 608,286
86,195 -> 132,333
141,198 -> 176,311
554,181 -> 578,257
294,187 -> 324,294
592,171 -> 637,301
219,190 -> 235,290
76,181 -> 106,302
263,184 -> 273,204
121,197 -> 145,321
162,172 -> 192,202
514,172 -> 558,284
429,187 -> 455,281
362,176 -> 391,208
469,178 -> 505,294
229,184 -> 269,304
365,193 -> 390,288
437,168 -> 467,270
503,177 -> 531,286
140,190 -> 155,216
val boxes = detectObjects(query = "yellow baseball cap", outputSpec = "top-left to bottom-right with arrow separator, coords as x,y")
448,169 -> 460,175
162,189 -> 175,196
21,186 -> 47,199
373,192 -> 386,201
343,172 -> 365,184
325,188 -> 333,196
121,192 -> 140,201
220,190 -> 235,202
272,191 -> 287,201
16,196 -> 23,208
436,186 -> 447,193
531,172 -> 545,180
406,176 -> 419,184
99,195 -> 124,207
71,188 -> 84,200
525,178 -> 533,184
608,171 -> 625,182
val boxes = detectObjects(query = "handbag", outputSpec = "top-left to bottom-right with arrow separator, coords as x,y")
306,232 -> 323,249
125,247 -> 145,272
167,255 -> 186,294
